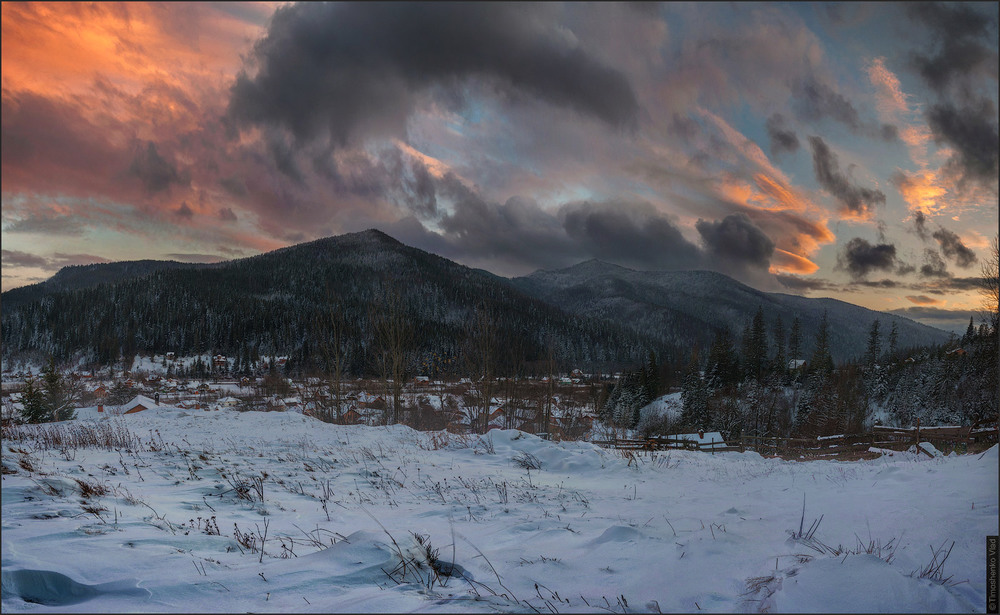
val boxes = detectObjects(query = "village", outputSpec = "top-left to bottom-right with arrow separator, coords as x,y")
1,352 -> 617,440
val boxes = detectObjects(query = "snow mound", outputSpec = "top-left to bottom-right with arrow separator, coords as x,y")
1,569 -> 148,607
770,554 -> 975,613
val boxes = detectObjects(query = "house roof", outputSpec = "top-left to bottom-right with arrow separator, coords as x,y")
125,395 -> 158,409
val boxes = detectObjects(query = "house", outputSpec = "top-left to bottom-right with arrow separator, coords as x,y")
788,359 -> 806,371
217,396 -> 241,409
340,408 -> 362,425
122,395 -> 158,414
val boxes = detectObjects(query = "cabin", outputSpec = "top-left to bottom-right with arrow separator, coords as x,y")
217,396 -> 240,409
123,395 -> 158,414
340,408 -> 362,425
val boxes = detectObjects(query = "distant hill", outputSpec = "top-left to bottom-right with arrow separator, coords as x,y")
512,259 -> 951,362
0,231 -> 648,372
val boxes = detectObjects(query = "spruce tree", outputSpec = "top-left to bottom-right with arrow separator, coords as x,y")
772,315 -> 786,375
20,376 -> 49,424
962,317 -> 975,345
645,350 -> 660,401
865,319 -> 881,368
788,317 -> 802,363
887,322 -> 898,359
41,357 -> 77,422
742,306 -> 768,381
809,311 -> 833,376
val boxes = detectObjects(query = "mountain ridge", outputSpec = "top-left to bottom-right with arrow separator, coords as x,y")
2,229 -> 951,367
512,260 -> 950,362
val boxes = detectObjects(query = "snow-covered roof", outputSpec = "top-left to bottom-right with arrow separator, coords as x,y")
663,431 -> 726,446
125,395 -> 158,410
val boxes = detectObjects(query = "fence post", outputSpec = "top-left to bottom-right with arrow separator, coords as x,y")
711,438 -> 715,455
916,418 -> 920,445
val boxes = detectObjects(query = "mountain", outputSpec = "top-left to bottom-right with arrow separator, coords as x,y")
1,233 -> 952,371
512,259 -> 951,362
0,231 -> 648,372
1,260 -> 214,312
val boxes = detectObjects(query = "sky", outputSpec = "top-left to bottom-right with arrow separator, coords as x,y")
2,2 -> 997,332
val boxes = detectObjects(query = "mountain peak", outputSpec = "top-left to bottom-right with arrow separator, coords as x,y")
530,258 -> 634,279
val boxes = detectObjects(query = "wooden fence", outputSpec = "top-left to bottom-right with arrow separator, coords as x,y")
594,419 -> 998,460
591,436 -> 739,454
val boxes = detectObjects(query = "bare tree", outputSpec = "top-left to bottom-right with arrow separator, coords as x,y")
980,235 -> 999,333
462,304 -> 501,434
316,287 -> 347,423
539,337 -> 557,438
369,283 -> 411,425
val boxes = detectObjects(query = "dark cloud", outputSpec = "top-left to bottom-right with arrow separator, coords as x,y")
3,211 -> 88,236
907,2 -> 998,93
381,170 -> 710,276
836,237 -> 898,279
219,176 -> 248,197
912,209 -> 930,241
808,136 -> 886,216
216,245 -> 248,257
227,2 -> 639,151
905,3 -> 999,190
765,113 -> 799,156
928,276 -> 982,292
695,213 -> 774,271
920,248 -> 949,278
0,250 -> 111,271
793,77 -> 861,127
128,141 -> 183,195
931,227 -> 977,268
925,99 -> 999,188
791,77 -> 898,142
1,249 -> 49,268
775,274 -> 840,292
562,201 -> 705,271
889,306 -> 976,322
218,207 -> 238,222
174,202 -> 194,219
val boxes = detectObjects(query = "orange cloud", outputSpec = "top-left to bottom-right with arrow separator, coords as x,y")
906,295 -> 940,306
770,248 -> 819,275
753,173 -> 811,212
894,169 -> 947,214
867,57 -> 908,119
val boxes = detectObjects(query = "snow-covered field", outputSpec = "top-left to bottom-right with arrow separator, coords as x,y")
2,408 -> 996,613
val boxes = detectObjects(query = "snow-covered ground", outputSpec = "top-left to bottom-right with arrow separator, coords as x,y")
2,408 -> 996,613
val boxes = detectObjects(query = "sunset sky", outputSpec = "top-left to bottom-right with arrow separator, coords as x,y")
2,2 -> 997,331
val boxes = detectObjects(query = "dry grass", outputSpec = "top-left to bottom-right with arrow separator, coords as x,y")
74,477 -> 109,499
